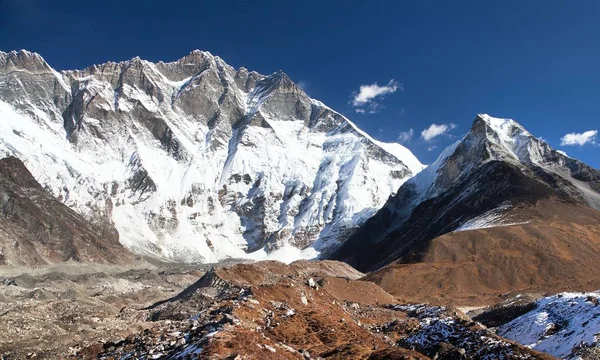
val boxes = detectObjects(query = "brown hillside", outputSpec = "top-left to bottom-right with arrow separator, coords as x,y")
365,199 -> 600,306
0,156 -> 133,265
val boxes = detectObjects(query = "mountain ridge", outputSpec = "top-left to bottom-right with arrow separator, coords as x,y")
0,48 -> 423,263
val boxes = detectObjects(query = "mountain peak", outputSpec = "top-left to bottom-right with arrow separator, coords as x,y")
473,113 -> 528,138
0,49 -> 422,263
269,69 -> 294,85
254,69 -> 301,96
0,49 -> 50,72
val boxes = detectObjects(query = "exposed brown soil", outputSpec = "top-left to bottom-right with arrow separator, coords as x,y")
365,199 -> 600,306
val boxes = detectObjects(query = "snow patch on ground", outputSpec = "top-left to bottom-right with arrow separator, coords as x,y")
454,203 -> 529,232
498,291 -> 600,359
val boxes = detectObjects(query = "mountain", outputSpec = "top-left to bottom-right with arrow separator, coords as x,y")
0,49 -> 423,263
332,114 -> 600,303
0,156 -> 132,265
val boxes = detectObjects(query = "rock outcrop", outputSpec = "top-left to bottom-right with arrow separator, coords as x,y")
0,156 -> 131,265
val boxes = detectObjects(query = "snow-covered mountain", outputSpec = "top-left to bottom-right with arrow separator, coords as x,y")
397,114 -> 600,216
0,49 -> 423,263
332,114 -> 600,271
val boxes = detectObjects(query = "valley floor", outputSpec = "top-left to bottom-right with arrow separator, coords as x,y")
0,259 -> 213,358
0,259 -> 566,360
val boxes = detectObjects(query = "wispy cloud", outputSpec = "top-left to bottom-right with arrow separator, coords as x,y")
421,123 -> 456,142
297,80 -> 309,92
351,79 -> 401,114
560,130 -> 597,146
397,128 -> 414,143
427,145 -> 438,152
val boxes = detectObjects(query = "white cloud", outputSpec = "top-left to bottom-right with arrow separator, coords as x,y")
421,123 -> 456,141
352,79 -> 400,106
397,128 -> 414,143
560,130 -> 597,146
427,145 -> 438,152
351,79 -> 401,113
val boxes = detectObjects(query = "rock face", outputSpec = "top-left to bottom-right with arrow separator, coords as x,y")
332,114 -> 600,272
0,156 -> 131,265
0,49 -> 423,263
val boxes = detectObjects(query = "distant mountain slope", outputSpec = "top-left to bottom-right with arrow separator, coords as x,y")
363,199 -> 600,305
0,156 -> 131,265
0,49 -> 423,263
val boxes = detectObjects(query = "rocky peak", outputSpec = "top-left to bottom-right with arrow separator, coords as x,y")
451,114 -> 557,170
0,50 -> 51,73
255,69 -> 302,95
360,113 -> 599,242
474,113 -> 526,135
152,49 -> 219,81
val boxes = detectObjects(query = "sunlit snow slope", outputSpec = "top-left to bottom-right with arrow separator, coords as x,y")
0,49 -> 424,263
498,292 -> 600,359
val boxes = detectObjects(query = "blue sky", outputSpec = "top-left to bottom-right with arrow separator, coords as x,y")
2,0 -> 598,167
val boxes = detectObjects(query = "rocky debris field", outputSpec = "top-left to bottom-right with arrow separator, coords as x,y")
0,260 -> 212,359
74,260 -> 554,360
7,259 -> 600,359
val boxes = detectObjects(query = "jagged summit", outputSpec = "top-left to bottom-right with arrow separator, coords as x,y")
262,69 -> 296,90
476,113 -> 525,131
0,49 -> 423,263
0,49 -> 51,72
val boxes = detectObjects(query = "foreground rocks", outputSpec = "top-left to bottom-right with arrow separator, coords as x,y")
78,260 -> 553,359
0,260 -> 208,359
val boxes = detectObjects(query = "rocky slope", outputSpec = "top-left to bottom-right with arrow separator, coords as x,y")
0,156 -> 131,265
0,49 -> 423,263
362,198 -> 600,305
84,260 -> 553,360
